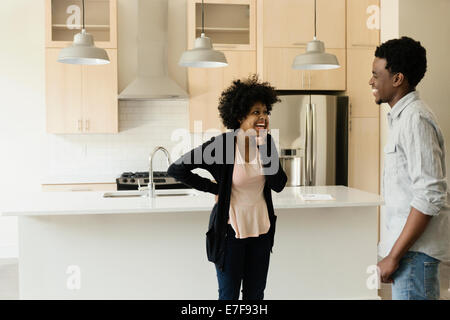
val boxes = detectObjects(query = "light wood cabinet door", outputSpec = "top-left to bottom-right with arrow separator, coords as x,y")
188,66 -> 224,132
46,48 -> 83,134
316,0 -> 346,48
188,50 -> 256,132
347,0 -> 380,48
263,0 -> 314,48
348,117 -> 379,194
46,48 -> 118,134
222,51 -> 257,90
262,0 -> 345,48
263,47 -> 305,89
309,48 -> 346,90
264,47 -> 345,90
347,47 -> 379,117
82,49 -> 118,133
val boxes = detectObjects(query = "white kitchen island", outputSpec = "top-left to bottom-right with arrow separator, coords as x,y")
1,186 -> 383,300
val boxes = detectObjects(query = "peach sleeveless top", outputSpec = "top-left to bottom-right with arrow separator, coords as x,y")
227,140 -> 270,239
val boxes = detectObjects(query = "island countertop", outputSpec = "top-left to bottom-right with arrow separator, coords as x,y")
1,186 -> 384,217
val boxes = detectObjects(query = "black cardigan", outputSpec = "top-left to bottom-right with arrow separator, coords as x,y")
167,131 -> 288,271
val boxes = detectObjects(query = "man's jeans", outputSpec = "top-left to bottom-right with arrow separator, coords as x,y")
391,251 -> 441,300
215,225 -> 271,300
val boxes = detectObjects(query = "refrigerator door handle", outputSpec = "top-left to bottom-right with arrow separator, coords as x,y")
311,103 -> 316,185
305,103 -> 313,186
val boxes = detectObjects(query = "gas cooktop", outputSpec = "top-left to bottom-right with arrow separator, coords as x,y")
116,171 -> 191,190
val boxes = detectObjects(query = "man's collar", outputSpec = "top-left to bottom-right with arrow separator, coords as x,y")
388,91 -> 419,119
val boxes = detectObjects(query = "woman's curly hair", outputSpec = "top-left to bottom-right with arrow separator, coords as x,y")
218,74 -> 280,130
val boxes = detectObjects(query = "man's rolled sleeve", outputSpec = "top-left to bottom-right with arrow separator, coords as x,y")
403,113 -> 447,216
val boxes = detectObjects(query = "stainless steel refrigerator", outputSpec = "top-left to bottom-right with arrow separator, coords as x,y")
269,94 -> 348,186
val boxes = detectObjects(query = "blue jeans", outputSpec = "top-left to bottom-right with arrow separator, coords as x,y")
215,225 -> 271,300
391,251 -> 441,300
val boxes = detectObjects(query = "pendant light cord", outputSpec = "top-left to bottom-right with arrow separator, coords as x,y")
82,0 -> 85,30
314,0 -> 316,39
201,0 -> 204,34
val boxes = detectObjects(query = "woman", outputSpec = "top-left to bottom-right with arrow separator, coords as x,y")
167,75 -> 287,300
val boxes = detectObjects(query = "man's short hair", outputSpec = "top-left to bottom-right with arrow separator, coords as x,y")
375,36 -> 427,89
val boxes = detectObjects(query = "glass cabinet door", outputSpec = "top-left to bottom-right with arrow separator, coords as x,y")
46,0 -> 117,48
188,0 -> 255,51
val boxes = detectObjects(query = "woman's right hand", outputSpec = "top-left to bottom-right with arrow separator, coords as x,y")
215,194 -> 219,203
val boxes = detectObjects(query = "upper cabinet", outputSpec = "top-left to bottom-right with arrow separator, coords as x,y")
262,0 -> 345,49
188,50 -> 256,132
45,0 -> 118,134
347,0 -> 380,48
259,0 -> 346,90
187,0 -> 256,51
45,0 -> 117,48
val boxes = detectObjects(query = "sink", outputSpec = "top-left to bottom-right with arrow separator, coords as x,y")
103,191 -> 147,198
102,189 -> 198,198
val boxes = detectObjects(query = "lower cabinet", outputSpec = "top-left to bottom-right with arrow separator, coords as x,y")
42,183 -> 117,192
348,117 -> 379,194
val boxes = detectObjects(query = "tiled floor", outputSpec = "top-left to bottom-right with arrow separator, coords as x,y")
1,259 -> 449,300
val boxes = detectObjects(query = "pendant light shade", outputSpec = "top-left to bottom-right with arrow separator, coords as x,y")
58,29 -> 110,65
292,38 -> 340,70
178,33 -> 228,68
178,0 -> 227,68
58,0 -> 110,65
292,0 -> 339,70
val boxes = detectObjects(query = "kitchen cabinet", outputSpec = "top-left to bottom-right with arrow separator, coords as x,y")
347,0 -> 380,48
262,0 -> 345,49
348,117 -> 379,194
347,47 -> 379,117
263,47 -> 346,90
45,0 -> 117,48
187,0 -> 256,51
188,50 -> 256,132
42,183 -> 117,192
45,0 -> 118,134
46,48 -> 118,133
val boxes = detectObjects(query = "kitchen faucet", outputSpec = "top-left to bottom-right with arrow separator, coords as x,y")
146,146 -> 172,197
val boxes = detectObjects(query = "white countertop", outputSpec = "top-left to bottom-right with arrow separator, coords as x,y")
1,186 -> 383,217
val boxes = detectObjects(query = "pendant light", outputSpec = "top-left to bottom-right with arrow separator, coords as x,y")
178,0 -> 228,68
292,0 -> 339,70
58,0 -> 110,65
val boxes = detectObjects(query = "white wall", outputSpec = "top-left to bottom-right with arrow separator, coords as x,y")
398,0 -> 450,184
0,0 -> 194,258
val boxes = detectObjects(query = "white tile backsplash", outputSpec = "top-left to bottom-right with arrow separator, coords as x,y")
44,100 -> 197,178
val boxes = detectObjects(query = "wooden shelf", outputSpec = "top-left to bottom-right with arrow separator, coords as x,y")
52,24 -> 110,30
195,27 -> 249,32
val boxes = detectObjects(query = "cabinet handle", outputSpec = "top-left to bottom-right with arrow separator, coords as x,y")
351,43 -> 375,47
85,120 -> 90,131
70,188 -> 92,192
349,102 -> 352,116
214,45 -> 237,49
292,42 -> 307,46
78,120 -> 83,131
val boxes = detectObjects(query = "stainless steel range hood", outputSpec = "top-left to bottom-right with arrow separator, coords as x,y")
118,0 -> 188,101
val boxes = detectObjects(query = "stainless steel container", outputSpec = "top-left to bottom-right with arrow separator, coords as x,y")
280,149 -> 303,186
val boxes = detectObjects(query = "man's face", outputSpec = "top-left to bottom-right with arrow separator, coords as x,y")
368,57 -> 396,105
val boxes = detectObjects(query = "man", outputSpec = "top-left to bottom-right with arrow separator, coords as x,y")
369,36 -> 449,300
